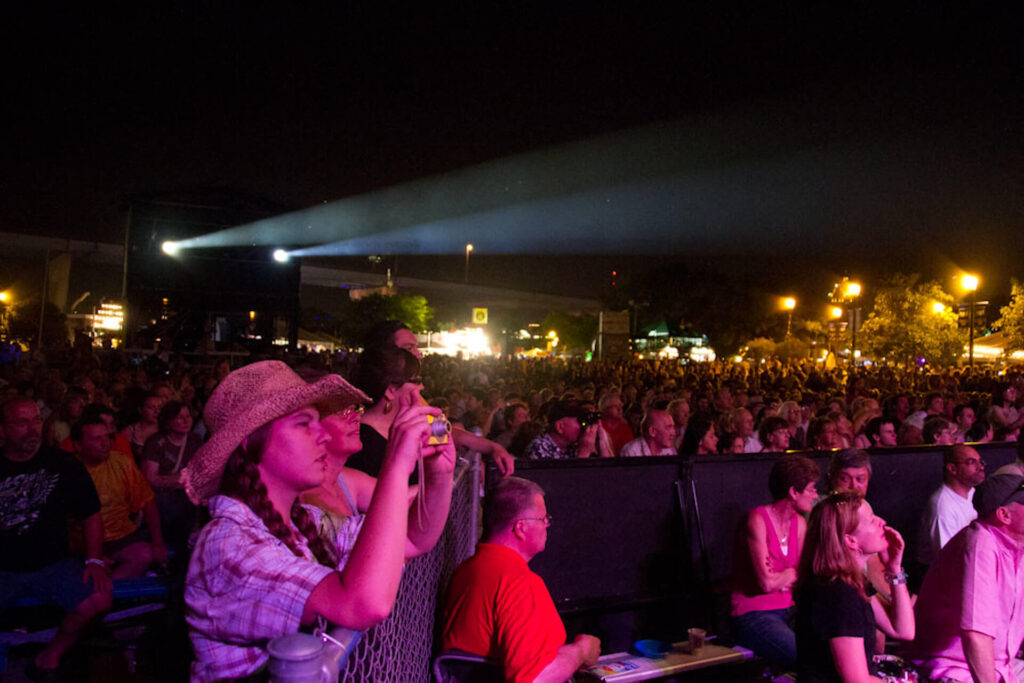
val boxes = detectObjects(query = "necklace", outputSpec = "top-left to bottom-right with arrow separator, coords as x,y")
768,504 -> 793,544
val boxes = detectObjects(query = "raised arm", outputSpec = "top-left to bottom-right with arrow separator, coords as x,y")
870,526 -> 914,641
302,404 -> 442,629
405,437 -> 455,557
452,427 -> 515,476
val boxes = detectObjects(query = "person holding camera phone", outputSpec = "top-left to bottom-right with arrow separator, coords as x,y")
181,361 -> 454,682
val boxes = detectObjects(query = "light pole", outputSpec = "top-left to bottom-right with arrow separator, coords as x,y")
961,274 -> 979,369
783,297 -> 796,338
829,278 -> 861,364
0,291 -> 10,342
464,244 -> 473,284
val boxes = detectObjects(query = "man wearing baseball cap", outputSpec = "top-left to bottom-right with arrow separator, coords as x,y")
906,472 -> 1024,682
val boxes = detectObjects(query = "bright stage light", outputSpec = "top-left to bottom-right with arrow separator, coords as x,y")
273,249 -> 290,263
161,241 -> 180,256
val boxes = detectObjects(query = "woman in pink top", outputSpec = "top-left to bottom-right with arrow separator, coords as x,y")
730,455 -> 820,669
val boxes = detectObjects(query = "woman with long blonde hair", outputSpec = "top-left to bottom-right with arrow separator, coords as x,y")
794,491 -> 914,682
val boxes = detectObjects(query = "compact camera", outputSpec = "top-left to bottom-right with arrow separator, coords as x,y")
578,411 -> 602,428
427,414 -> 451,445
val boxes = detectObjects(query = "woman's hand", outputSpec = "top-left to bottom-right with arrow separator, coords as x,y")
385,402 -> 443,477
421,435 -> 456,478
878,525 -> 905,574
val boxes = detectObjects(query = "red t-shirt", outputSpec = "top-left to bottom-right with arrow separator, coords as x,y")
601,418 -> 636,456
443,543 -> 567,683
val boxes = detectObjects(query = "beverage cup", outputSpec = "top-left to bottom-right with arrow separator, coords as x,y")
687,627 -> 706,654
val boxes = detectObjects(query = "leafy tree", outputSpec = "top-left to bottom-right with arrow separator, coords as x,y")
614,262 -> 768,355
8,300 -> 68,348
993,279 -> 1024,351
541,311 -> 598,353
858,274 -> 962,366
744,337 -> 776,362
775,337 -> 810,362
336,293 -> 434,345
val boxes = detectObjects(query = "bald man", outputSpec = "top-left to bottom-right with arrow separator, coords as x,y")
619,410 -> 677,456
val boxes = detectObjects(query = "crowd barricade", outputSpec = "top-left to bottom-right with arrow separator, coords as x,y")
514,442 -> 1018,647
339,452 -> 481,683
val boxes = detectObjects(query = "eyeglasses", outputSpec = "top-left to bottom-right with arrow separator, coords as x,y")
517,514 -> 553,527
338,404 -> 366,419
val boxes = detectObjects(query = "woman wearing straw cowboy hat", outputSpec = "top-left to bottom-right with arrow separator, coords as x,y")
180,360 -> 455,682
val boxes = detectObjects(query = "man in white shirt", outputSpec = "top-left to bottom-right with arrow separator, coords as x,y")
916,444 -> 986,565
619,410 -> 676,457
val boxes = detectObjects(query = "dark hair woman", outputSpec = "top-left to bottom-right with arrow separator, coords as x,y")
730,455 -> 819,668
679,415 -> 717,455
347,346 -> 423,478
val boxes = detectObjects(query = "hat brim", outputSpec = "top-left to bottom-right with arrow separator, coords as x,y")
181,374 -> 368,504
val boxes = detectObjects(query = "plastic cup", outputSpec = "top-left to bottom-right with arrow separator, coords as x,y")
687,627 -> 706,654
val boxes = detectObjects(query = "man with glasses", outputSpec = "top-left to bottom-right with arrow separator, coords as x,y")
908,473 -> 1024,683
916,445 -> 985,566
442,477 -> 601,682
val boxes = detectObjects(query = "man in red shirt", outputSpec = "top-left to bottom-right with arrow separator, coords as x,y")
442,477 -> 600,682
599,393 -> 634,456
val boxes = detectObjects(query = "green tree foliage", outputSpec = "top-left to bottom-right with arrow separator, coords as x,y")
541,311 -> 598,353
611,262 -> 767,354
336,293 -> 434,345
775,337 -> 810,362
994,279 -> 1024,351
8,300 -> 68,347
858,274 -> 962,366
743,338 -> 776,361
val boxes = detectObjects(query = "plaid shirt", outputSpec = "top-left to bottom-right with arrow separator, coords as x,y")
525,433 -> 573,460
185,496 -> 335,682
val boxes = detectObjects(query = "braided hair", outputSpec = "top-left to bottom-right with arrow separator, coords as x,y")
219,421 -> 338,567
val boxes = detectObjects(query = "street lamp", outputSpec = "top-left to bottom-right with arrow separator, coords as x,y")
464,244 -> 473,284
829,278 -> 862,364
783,297 -> 796,338
931,301 -> 946,314
0,291 -> 10,342
961,274 -> 980,369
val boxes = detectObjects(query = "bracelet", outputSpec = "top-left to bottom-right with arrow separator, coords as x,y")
884,569 -> 908,586
85,558 -> 107,568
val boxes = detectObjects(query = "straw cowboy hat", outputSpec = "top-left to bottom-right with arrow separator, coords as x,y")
181,360 -> 368,504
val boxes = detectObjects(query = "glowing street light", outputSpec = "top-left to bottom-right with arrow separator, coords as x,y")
464,244 -> 474,283
273,249 -> 290,263
931,301 -> 946,314
0,291 -> 8,303
829,306 -> 843,319
843,281 -> 862,298
960,273 -> 980,368
782,297 -> 796,337
161,241 -> 180,256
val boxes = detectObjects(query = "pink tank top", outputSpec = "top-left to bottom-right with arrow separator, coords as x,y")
730,505 -> 799,616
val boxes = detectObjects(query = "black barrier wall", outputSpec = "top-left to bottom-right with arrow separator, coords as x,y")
515,443 -> 1018,611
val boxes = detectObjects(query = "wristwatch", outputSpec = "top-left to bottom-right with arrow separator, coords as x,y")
883,569 -> 908,586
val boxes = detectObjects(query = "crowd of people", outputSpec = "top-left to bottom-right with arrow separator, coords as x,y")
3,329 -> 1024,681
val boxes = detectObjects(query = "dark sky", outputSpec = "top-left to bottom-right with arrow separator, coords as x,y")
2,3 -> 1021,301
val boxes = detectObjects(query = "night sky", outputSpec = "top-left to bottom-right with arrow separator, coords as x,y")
2,3 -> 1021,301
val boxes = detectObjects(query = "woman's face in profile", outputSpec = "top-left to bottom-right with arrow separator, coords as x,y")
322,406 -> 364,458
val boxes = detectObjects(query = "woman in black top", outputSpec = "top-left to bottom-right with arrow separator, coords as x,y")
794,491 -> 914,682
347,346 -> 423,478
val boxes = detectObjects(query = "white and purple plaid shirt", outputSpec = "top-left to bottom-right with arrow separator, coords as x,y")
185,496 -> 335,682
